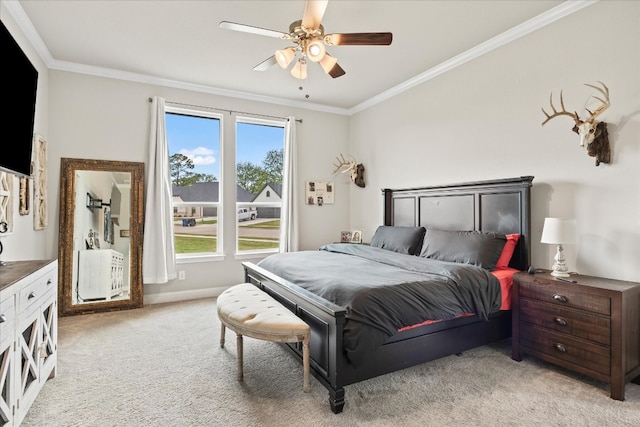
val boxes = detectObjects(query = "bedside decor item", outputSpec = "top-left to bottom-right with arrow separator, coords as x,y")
340,231 -> 351,243
350,230 -> 362,244
540,217 -> 577,277
541,81 -> 611,166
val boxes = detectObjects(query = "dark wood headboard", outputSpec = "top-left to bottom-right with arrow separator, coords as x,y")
382,176 -> 533,271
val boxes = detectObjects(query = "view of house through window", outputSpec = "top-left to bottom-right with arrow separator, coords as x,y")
236,118 -> 284,253
166,108 -> 284,256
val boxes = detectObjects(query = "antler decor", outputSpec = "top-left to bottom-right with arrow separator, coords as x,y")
332,153 -> 365,188
541,81 -> 611,166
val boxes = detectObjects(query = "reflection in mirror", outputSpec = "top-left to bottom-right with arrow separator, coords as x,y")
58,158 -> 144,316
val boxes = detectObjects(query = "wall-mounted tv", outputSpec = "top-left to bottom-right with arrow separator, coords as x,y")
0,19 -> 38,178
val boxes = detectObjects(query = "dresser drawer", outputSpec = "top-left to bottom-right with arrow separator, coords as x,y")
520,298 -> 610,345
519,280 -> 610,316
0,292 -> 16,347
520,323 -> 610,376
19,269 -> 56,313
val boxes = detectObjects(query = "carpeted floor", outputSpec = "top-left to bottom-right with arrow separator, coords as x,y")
22,298 -> 640,426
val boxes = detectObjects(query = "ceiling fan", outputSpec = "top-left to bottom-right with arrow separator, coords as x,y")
219,0 -> 392,80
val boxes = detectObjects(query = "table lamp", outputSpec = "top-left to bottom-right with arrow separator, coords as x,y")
540,217 -> 577,277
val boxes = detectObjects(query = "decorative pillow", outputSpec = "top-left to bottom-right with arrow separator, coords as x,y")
419,228 -> 507,270
494,233 -> 521,270
370,226 -> 426,255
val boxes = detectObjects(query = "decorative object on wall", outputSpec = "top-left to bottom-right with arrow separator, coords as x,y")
332,153 -> 365,187
19,176 -> 30,215
540,217 -> 577,278
305,180 -> 334,205
541,81 -> 611,166
0,172 -> 13,234
33,134 -> 48,229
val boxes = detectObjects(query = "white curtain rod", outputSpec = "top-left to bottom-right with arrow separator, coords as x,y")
147,98 -> 302,123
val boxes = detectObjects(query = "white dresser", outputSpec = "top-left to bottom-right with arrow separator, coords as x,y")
77,249 -> 124,302
0,259 -> 57,426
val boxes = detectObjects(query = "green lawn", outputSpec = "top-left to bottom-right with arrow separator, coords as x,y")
175,235 -> 279,253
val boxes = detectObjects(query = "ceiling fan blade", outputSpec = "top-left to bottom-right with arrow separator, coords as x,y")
219,21 -> 289,39
301,0 -> 329,30
325,32 -> 393,46
253,55 -> 278,71
327,63 -> 345,79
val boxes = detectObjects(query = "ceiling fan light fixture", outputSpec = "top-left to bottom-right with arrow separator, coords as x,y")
306,39 -> 326,62
291,58 -> 308,80
275,47 -> 296,69
319,54 -> 338,74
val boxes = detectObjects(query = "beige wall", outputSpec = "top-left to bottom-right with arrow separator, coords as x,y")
348,1 -> 640,281
45,72 -> 350,300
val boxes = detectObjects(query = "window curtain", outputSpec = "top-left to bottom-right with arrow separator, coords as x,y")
279,117 -> 299,252
142,96 -> 176,283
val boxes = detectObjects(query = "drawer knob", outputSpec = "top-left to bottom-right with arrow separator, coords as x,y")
552,294 -> 568,303
28,291 -> 37,300
553,343 -> 567,353
47,279 -> 53,285
554,317 -> 568,326
0,313 -> 6,323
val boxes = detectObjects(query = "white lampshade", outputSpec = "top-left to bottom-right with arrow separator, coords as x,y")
291,58 -> 307,79
541,218 -> 577,244
275,47 -> 296,69
306,39 -> 326,62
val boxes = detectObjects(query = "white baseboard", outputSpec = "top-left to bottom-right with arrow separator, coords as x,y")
143,287 -> 227,305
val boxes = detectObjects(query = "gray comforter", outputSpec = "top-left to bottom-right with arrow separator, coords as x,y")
257,244 -> 502,366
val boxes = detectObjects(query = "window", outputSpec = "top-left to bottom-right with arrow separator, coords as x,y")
165,107 -> 222,257
165,108 -> 286,258
236,117 -> 285,253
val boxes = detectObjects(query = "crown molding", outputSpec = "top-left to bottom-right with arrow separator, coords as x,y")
5,0 -> 598,116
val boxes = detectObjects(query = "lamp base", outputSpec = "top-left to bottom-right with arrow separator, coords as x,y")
550,270 -> 570,278
550,244 -> 570,278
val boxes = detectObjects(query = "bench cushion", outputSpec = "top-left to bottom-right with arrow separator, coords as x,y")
217,283 -> 309,338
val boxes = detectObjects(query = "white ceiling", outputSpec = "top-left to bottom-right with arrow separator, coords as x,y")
8,1 -> 593,114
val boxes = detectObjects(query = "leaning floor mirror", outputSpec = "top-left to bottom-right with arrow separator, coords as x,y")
58,158 -> 144,316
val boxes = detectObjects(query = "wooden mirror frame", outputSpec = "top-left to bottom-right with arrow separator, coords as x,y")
58,158 -> 144,316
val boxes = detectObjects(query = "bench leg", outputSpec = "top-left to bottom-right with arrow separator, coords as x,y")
220,323 -> 225,348
302,335 -> 310,393
236,334 -> 243,381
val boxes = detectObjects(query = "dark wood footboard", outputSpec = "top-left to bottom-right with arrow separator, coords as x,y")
243,261 -> 512,413
243,261 -> 348,413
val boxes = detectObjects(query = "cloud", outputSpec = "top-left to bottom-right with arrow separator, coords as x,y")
179,147 -> 216,166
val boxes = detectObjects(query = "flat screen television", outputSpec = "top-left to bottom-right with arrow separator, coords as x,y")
0,19 -> 38,178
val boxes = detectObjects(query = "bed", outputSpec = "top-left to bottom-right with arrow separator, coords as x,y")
242,176 -> 533,413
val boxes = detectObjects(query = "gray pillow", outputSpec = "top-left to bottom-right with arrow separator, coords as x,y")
370,226 -> 426,255
419,229 -> 507,270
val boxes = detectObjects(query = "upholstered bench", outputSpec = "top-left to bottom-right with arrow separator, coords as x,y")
216,283 -> 311,392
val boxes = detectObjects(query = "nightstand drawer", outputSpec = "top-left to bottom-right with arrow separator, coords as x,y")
520,298 -> 610,345
520,324 -> 610,376
519,280 -> 610,316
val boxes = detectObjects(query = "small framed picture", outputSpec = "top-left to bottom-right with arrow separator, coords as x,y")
120,229 -> 130,238
350,230 -> 362,244
340,231 -> 351,243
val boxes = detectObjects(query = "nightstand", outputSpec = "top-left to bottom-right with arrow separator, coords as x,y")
512,270 -> 640,400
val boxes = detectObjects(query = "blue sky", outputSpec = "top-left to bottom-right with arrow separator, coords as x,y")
166,114 -> 284,178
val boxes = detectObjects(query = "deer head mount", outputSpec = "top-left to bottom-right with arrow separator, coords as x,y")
332,153 -> 365,188
541,81 -> 611,166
